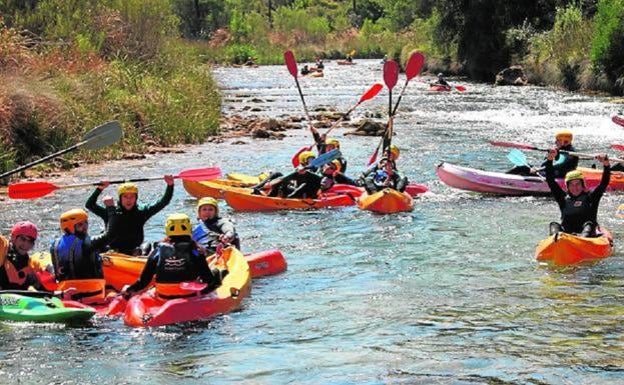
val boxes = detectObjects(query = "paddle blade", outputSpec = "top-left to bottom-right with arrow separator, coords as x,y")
176,167 -> 222,181
104,295 -> 127,316
358,83 -> 383,104
383,60 -> 399,90
8,181 -> 58,200
291,145 -> 314,167
284,50 -> 298,78
507,149 -> 529,167
616,204 -> 624,219
405,52 -> 425,80
308,149 -> 342,169
611,144 -> 624,152
489,140 -> 537,150
455,85 -> 467,92
80,121 -> 123,151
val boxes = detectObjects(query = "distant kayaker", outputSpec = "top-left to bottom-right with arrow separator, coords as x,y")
363,156 -> 408,194
431,73 -> 450,88
121,213 -> 226,298
0,221 -> 42,290
301,65 -> 311,75
507,131 -> 578,177
85,176 -> 174,255
345,54 -> 353,63
545,149 -> 610,237
315,57 -> 324,69
192,197 -> 240,254
244,56 -> 255,67
381,55 -> 388,64
268,151 -> 322,199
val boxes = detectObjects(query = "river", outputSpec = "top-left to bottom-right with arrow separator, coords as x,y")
2,59 -> 624,384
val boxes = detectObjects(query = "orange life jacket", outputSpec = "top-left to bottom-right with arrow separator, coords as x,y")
57,279 -> 106,304
0,235 -> 35,288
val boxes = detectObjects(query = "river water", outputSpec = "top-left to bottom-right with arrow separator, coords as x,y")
2,60 -> 624,384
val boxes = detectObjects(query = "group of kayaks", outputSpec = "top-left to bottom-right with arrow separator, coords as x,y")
182,173 -> 428,214
0,247 -> 287,326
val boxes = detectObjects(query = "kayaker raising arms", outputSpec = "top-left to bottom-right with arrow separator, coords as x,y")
0,221 -> 43,290
545,148 -> 610,237
121,213 -> 226,298
193,197 -> 240,254
85,176 -> 174,255
507,130 -> 579,177
310,127 -> 348,173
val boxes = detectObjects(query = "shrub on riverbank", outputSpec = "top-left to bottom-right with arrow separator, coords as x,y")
0,1 -> 220,177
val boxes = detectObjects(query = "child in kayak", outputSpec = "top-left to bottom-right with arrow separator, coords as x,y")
0,221 -> 43,290
85,176 -> 174,255
193,197 -> 240,254
121,213 -> 225,298
268,151 -> 322,199
363,156 -> 408,194
358,144 -> 401,185
545,149 -> 610,237
319,160 -> 358,191
507,131 -> 578,177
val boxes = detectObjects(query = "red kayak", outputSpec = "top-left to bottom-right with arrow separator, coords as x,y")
430,85 -> 452,92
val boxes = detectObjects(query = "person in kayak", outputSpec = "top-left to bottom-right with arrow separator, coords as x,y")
121,213 -> 226,298
545,148 -> 610,237
363,156 -> 409,194
244,56 -> 255,67
507,130 -> 578,177
193,197 -> 240,254
315,57 -> 324,70
0,221 -> 43,290
431,73 -> 450,88
267,151 -> 322,199
345,54 -> 353,63
301,65 -> 311,76
320,159 -> 358,190
381,55 -> 388,64
358,144 -> 401,185
85,176 -> 174,255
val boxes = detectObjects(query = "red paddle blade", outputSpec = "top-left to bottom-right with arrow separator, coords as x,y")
175,167 -> 222,181
455,85 -> 467,92
8,181 -> 58,199
488,140 -> 537,150
104,296 -> 127,316
612,144 -> 624,152
405,52 -> 425,80
179,281 -> 208,291
612,115 -> 624,127
284,50 -> 298,78
383,60 -> 399,90
291,145 -> 314,167
358,83 -> 383,104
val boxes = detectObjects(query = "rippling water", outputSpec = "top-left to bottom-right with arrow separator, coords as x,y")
2,60 -> 624,384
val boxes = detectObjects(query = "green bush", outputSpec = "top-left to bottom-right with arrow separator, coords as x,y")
591,0 -> 624,94
225,44 -> 257,65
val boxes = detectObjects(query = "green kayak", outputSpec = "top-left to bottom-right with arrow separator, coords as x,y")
0,293 -> 95,323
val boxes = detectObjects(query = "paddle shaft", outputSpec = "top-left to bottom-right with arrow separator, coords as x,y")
0,140 -> 86,179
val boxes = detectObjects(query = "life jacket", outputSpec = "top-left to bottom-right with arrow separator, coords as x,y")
52,234 -> 85,281
192,221 -> 219,250
57,279 -> 106,304
154,241 -> 197,297
0,235 -> 35,288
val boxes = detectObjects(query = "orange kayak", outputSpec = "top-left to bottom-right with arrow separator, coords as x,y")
223,189 -> 355,211
535,228 -> 613,265
357,188 -> 414,214
102,249 -> 287,291
123,246 -> 251,327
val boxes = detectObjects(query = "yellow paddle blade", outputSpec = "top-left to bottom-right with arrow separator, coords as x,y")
349,50 -> 356,57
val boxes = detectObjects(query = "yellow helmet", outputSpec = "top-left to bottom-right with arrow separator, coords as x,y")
326,138 -> 340,149
165,213 -> 192,237
389,145 -> 400,160
60,209 -> 88,234
117,182 -> 138,196
330,159 -> 342,172
298,151 -> 316,165
555,130 -> 573,143
564,170 -> 584,184
197,197 -> 219,216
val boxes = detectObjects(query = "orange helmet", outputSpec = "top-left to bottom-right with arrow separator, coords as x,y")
60,209 -> 88,234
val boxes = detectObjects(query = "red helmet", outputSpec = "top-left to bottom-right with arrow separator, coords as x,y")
11,221 -> 38,241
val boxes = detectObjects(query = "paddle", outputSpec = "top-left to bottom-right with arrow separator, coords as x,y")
368,60 -> 399,166
611,144 -> 624,152
616,203 -> 624,219
284,50 -> 311,122
8,166 -> 222,200
492,141 -> 624,163
612,115 -> 624,128
0,121 -> 123,180
0,289 -> 57,298
267,149 -> 342,189
507,150 -> 546,181
391,52 -> 425,116
290,83 -> 384,167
